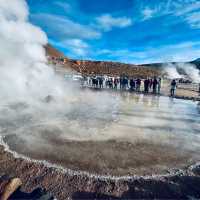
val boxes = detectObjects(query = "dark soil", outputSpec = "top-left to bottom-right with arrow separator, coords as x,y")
0,145 -> 200,200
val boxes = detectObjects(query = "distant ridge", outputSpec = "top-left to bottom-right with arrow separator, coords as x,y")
191,58 -> 200,69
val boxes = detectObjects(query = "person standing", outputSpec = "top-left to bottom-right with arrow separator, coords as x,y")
130,78 -> 135,91
99,77 -> 103,89
158,78 -> 162,94
120,77 -> 123,90
122,77 -> 126,90
114,78 -> 118,89
144,79 -> 149,93
171,79 -> 177,97
109,78 -> 113,89
153,77 -> 158,94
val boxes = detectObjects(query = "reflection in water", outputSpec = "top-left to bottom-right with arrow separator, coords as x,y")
0,91 -> 200,175
1,92 -> 199,143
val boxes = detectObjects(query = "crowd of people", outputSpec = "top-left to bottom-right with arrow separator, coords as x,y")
82,76 -> 163,95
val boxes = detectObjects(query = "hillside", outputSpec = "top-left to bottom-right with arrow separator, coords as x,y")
45,44 -> 199,78
45,44 -> 161,78
45,44 -> 65,58
67,59 -> 161,78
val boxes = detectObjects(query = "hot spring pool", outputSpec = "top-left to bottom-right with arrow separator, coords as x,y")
0,91 -> 200,176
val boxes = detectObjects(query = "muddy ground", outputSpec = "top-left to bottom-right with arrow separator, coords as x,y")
0,145 -> 200,200
4,137 -> 200,177
0,86 -> 200,199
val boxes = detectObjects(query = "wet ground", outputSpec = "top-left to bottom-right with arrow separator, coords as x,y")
0,91 -> 200,176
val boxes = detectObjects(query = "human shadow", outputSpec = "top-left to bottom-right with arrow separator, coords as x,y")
9,187 -> 54,200
72,175 -> 200,200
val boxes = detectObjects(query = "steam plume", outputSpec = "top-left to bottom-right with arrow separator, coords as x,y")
0,0 -> 65,102
164,62 -> 200,83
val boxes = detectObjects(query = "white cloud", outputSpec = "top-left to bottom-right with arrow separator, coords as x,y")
64,39 -> 88,49
63,39 -> 89,56
96,41 -> 200,64
142,42 -> 200,63
139,0 -> 200,28
96,49 -> 113,55
137,42 -> 200,63
54,1 -> 71,12
50,39 -> 90,57
96,14 -> 132,31
175,1 -> 200,16
142,7 -> 157,20
172,1 -> 200,29
32,13 -> 101,40
185,11 -> 200,28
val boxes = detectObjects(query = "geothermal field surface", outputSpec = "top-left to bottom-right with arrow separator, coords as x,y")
0,91 -> 200,176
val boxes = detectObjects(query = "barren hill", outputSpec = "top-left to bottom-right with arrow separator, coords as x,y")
45,44 -> 161,78
45,44 -> 199,78
67,59 -> 161,78
45,44 -> 65,58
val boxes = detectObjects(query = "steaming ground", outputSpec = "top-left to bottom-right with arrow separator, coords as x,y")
1,0 -> 200,182
0,90 -> 200,176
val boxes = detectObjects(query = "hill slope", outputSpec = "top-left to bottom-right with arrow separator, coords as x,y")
45,44 -> 199,77
45,44 -> 65,58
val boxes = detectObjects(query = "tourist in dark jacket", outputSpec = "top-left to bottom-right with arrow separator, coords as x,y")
136,79 -> 141,92
99,77 -> 103,89
120,78 -> 123,90
144,79 -> 150,93
130,79 -> 135,91
153,77 -> 158,94
114,78 -> 118,89
171,79 -> 177,97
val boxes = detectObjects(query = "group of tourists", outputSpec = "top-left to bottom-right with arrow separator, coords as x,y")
76,73 -> 184,97
83,76 -> 163,95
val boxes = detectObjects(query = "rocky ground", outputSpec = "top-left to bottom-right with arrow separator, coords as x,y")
0,145 -> 200,200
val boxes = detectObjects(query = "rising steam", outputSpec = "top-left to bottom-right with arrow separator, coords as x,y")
164,63 -> 183,79
0,0 -> 66,103
164,62 -> 200,83
0,0 -> 121,143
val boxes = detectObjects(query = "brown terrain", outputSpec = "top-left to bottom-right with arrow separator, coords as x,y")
0,44 -> 200,199
67,60 -> 161,78
44,44 -> 65,58
45,44 -> 162,78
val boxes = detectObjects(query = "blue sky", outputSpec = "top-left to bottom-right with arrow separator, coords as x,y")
27,0 -> 200,64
